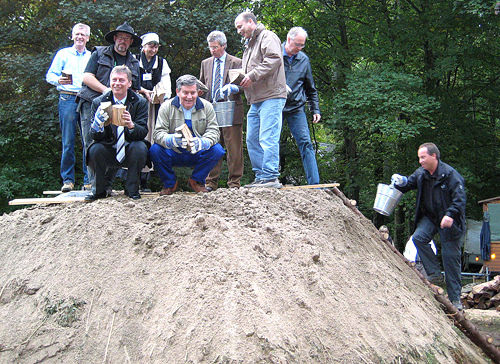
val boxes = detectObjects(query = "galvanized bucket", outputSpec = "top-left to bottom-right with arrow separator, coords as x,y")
213,100 -> 235,127
373,183 -> 403,216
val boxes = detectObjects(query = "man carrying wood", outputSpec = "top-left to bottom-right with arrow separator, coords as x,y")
84,66 -> 149,202
149,75 -> 225,195
392,142 -> 466,310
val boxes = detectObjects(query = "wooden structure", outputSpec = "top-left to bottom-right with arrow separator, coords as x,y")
478,196 -> 500,272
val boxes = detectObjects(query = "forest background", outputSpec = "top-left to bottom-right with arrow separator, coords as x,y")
1,0 -> 500,250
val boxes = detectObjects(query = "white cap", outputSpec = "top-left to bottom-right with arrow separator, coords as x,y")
141,33 -> 160,47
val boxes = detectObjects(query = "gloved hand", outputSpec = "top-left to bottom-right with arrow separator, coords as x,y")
220,84 -> 239,98
189,137 -> 210,154
164,133 -> 185,149
391,174 -> 407,187
91,108 -> 109,132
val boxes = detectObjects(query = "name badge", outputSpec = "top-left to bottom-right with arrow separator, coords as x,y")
143,73 -> 152,81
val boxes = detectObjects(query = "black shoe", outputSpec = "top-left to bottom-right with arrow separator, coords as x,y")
84,191 -> 108,202
124,190 -> 141,200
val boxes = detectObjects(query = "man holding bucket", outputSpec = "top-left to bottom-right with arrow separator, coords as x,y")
392,142 -> 466,310
199,30 -> 244,191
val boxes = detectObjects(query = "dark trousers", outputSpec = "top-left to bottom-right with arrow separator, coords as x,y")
87,141 -> 148,195
412,215 -> 463,302
205,124 -> 243,189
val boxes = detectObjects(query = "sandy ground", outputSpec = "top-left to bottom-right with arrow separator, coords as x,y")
0,188 -> 493,363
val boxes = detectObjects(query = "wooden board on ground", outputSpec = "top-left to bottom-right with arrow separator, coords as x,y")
282,183 -> 340,190
10,190 -> 91,205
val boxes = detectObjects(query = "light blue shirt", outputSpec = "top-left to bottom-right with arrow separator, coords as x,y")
212,53 -> 227,98
45,45 -> 91,93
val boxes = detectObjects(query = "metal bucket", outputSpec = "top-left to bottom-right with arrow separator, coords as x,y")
373,183 -> 403,216
213,101 -> 235,127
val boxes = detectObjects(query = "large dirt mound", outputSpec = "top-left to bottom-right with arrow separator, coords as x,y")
0,188 -> 488,363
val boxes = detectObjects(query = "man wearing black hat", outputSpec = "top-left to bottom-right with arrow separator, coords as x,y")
77,22 -> 142,190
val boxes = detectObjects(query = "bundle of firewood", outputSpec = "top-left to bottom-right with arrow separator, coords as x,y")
461,275 -> 500,310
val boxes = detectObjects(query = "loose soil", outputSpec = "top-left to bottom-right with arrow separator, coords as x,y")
0,188 -> 495,363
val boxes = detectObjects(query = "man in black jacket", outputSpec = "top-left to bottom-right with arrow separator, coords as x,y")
85,66 -> 148,201
282,27 -> 321,185
77,22 -> 142,190
392,142 -> 466,310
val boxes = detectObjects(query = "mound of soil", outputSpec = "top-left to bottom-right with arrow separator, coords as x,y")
0,188 -> 489,363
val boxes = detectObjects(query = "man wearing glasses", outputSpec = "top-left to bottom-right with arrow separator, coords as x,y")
282,27 -> 321,185
199,31 -> 244,191
76,22 -> 142,191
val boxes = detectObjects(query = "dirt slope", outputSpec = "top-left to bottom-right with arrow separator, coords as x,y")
0,188 -> 489,363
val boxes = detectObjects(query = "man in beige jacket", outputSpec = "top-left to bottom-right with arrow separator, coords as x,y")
234,12 -> 287,188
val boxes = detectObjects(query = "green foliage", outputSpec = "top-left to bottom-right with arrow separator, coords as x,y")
1,0 -> 500,253
44,296 -> 86,327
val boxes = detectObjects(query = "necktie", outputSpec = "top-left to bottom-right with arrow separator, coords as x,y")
115,101 -> 125,163
213,59 -> 222,101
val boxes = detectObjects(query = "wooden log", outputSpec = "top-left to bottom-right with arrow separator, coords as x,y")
471,275 -> 500,295
175,124 -> 193,151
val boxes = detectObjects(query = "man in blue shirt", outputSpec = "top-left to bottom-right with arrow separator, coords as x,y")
282,27 -> 321,185
46,23 -> 91,192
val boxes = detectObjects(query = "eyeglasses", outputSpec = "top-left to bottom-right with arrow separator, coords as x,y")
116,35 -> 132,41
293,42 -> 305,49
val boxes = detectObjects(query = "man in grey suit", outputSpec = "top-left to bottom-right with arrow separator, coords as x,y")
199,30 -> 244,190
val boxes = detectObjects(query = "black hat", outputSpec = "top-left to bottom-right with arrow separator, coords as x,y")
104,22 -> 142,48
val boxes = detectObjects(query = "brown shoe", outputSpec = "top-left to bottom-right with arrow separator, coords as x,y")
160,181 -> 178,196
188,178 -> 208,193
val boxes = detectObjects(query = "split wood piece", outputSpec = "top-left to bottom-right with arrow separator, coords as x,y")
100,102 -> 126,126
228,69 -> 245,85
282,183 -> 340,190
330,185 -> 500,363
9,197 -> 87,205
100,101 -> 113,126
175,124 -> 193,151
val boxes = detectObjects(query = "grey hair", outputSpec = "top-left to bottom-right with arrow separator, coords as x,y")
110,65 -> 132,81
207,31 -> 227,46
72,23 -> 91,36
176,75 -> 199,90
288,27 -> 307,41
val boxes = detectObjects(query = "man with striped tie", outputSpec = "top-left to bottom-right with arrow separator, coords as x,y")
85,65 -> 149,201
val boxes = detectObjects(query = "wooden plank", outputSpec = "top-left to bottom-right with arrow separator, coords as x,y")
282,183 -> 340,190
9,197 -> 86,205
43,191 -> 63,195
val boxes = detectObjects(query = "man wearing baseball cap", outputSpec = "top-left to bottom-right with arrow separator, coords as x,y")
77,22 -> 142,191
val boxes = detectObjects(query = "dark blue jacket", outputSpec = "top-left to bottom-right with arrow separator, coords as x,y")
282,44 -> 320,115
397,161 -> 466,234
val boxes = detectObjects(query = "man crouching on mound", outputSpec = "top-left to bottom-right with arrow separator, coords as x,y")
149,75 -> 225,195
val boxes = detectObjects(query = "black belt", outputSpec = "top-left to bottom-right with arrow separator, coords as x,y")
60,91 -> 78,96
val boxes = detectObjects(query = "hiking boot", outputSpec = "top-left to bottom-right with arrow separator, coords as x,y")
206,186 -> 214,192
61,182 -> 74,193
452,300 -> 463,311
124,190 -> 141,200
83,184 -> 92,191
187,178 -> 208,193
427,271 -> 444,285
160,181 -> 178,196
259,178 -> 282,189
244,179 -> 262,188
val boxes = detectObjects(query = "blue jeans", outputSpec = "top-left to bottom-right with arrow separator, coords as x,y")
283,109 -> 320,185
246,98 -> 285,181
59,94 -> 88,185
149,143 -> 225,188
413,216 -> 464,302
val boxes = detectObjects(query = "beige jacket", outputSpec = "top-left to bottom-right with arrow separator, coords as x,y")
242,23 -> 287,104
154,96 -> 220,154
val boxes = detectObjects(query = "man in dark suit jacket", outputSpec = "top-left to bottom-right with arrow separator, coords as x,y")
85,65 -> 149,201
199,30 -> 244,190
